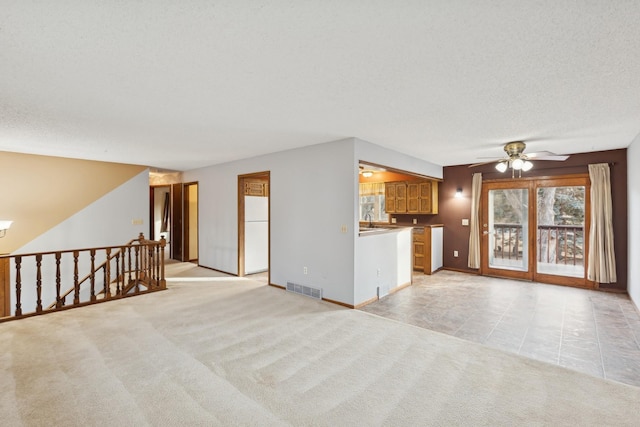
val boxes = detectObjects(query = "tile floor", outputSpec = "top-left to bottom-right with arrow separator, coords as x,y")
359,270 -> 640,388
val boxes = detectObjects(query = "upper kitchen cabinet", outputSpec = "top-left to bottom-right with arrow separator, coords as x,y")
244,179 -> 269,197
387,179 -> 438,214
385,181 -> 407,213
417,180 -> 438,214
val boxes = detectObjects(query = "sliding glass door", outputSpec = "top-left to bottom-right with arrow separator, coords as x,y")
534,177 -> 590,287
481,176 -> 592,288
482,182 -> 531,280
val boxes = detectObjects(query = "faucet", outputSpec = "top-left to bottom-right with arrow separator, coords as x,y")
364,212 -> 373,228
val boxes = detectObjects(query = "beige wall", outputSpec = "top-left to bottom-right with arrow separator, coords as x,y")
0,152 -> 146,253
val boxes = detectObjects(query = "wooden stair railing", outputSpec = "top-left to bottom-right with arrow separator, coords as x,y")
0,234 -> 166,322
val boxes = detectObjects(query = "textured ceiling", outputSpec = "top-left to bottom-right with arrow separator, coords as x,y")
2,1 -> 640,171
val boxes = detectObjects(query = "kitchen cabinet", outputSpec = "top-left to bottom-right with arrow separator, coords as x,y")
419,181 -> 438,214
412,229 -> 425,270
244,180 -> 269,197
385,182 -> 406,214
387,180 -> 438,214
413,225 -> 443,274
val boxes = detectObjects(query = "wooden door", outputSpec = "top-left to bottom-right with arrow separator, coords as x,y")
171,183 -> 183,261
183,182 -> 198,263
481,180 -> 533,281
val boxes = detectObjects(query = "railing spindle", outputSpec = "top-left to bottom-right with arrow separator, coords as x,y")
15,256 -> 22,316
105,248 -> 111,299
134,245 -> 140,293
90,249 -> 96,302
127,246 -> 133,290
73,251 -> 80,304
55,253 -> 62,308
160,237 -> 166,289
35,254 -> 43,313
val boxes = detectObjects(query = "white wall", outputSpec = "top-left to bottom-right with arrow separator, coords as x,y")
184,138 -> 442,307
184,139 -> 357,305
353,138 -> 442,305
355,229 -> 412,305
10,169 -> 150,313
628,134 -> 640,311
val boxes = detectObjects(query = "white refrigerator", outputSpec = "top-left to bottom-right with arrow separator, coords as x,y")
244,196 -> 269,274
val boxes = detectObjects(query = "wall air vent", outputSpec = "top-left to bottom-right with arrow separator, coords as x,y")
286,282 -> 323,300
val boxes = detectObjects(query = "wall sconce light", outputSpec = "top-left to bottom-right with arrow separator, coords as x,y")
455,188 -> 463,198
0,220 -> 13,238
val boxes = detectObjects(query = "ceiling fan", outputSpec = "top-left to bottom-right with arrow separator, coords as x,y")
469,141 -> 569,177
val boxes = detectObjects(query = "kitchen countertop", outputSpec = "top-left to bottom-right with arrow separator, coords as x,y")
358,226 -> 413,236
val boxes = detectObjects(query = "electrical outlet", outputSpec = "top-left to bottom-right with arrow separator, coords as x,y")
462,218 -> 469,226
341,225 -> 347,233
413,218 -> 417,225
377,268 -> 381,277
454,250 -> 459,257
303,266 -> 308,274
391,217 -> 397,224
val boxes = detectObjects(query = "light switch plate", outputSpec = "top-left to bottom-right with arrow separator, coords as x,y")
462,218 -> 469,226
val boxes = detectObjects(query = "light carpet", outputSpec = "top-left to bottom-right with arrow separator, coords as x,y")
1,269 -> 639,426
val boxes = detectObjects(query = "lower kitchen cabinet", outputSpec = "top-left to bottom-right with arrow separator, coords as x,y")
413,225 -> 443,275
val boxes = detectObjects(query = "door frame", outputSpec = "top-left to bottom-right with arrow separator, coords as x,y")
481,179 -> 534,281
480,174 -> 594,288
183,182 -> 199,263
237,171 -> 270,279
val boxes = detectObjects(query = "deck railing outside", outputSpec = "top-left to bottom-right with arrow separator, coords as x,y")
0,234 -> 166,322
492,223 -> 584,266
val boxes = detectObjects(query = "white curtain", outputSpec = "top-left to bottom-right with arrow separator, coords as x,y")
587,163 -> 617,283
468,173 -> 482,268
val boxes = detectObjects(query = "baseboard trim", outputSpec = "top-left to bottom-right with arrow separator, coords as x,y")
354,296 -> 377,309
441,267 -> 480,275
197,264 -> 237,276
269,283 -> 285,290
322,297 -> 355,309
388,281 -> 411,295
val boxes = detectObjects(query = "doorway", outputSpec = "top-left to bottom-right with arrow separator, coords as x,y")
183,182 -> 199,263
151,182 -> 199,262
481,175 -> 593,288
237,172 -> 270,279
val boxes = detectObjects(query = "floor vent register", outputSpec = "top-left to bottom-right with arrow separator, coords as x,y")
286,282 -> 323,300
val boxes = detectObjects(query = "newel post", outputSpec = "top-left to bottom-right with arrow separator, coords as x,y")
159,237 -> 166,289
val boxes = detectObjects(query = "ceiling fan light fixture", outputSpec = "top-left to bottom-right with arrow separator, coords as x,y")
522,160 -> 533,171
495,161 -> 508,173
511,158 -> 524,170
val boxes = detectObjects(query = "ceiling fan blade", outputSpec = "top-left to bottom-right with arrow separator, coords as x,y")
468,160 -> 501,168
526,151 -> 569,161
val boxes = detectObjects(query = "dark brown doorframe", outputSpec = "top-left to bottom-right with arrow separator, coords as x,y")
171,183 -> 183,261
238,171 -> 270,279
